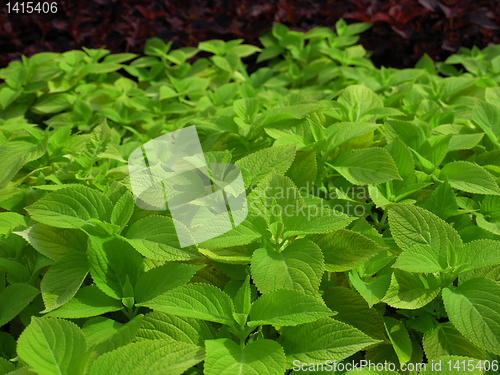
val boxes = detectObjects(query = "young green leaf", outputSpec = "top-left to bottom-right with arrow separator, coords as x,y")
333,148 -> 401,185
88,236 -> 144,300
17,317 -> 87,375
137,283 -> 235,325
471,101 -> 500,146
0,131 -> 48,189
0,284 -> 40,327
282,205 -> 354,238
280,317 -> 380,364
382,317 -> 412,364
248,289 -> 332,328
41,251 -> 89,313
235,144 -> 296,188
108,186 -> 134,232
204,339 -> 286,375
423,322 -> 485,360
383,270 -> 441,310
197,216 -> 266,249
134,263 -> 203,304
456,239 -> 500,273
88,339 -> 204,375
322,287 -> 387,341
26,185 -> 113,229
442,277 -> 500,355
251,239 -> 324,295
46,285 -> 123,318
392,245 -> 445,273
125,216 -> 201,261
348,271 -> 392,308
311,229 -> 385,272
441,161 -> 500,195
234,275 -> 252,316
0,212 -> 27,235
388,204 -> 463,268
86,315 -> 144,361
136,311 -> 215,346
337,84 -> 383,122
19,224 -> 87,260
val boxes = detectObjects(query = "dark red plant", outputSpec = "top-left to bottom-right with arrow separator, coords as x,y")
0,0 -> 499,68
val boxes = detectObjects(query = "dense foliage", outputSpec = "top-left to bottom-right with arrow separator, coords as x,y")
2,0 -> 500,68
0,21 -> 500,374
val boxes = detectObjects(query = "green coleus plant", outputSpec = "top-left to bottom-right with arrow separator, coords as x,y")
0,20 -> 499,375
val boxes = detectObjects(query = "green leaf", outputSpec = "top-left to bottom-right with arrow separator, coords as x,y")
26,185 -> 113,229
323,122 -> 379,152
41,251 -> 89,313
248,289 -> 332,328
322,287 -> 386,341
471,101 -> 500,146
337,84 -> 383,122
383,317 -> 412,364
17,317 -> 87,375
441,161 -> 500,195
423,322 -> 485,360
83,315 -> 143,360
388,204 -> 462,268
72,120 -> 111,172
423,181 -> 458,220
235,144 -> 296,188
333,148 -> 401,185
0,132 -> 48,189
385,137 -> 415,182
383,270 -> 441,310
88,339 -> 204,375
233,98 -> 260,122
280,317 -> 380,364
138,283 -> 234,325
88,236 -> 144,300
125,216 -> 201,261
46,285 -> 123,318
20,224 -> 87,260
448,133 -> 484,151
31,93 -> 74,114
204,339 -> 286,375
348,271 -> 392,308
0,357 -> 15,374
0,212 -> 27,235
234,275 -> 252,316
0,284 -> 39,327
197,216 -> 265,249
442,277 -> 500,355
393,245 -> 445,273
198,245 -> 255,264
136,312 -> 215,346
348,270 -> 391,307
134,263 -> 203,304
282,205 -> 354,238
285,150 -> 317,190
311,230 -> 385,272
0,258 -> 30,283
251,239 -> 324,295
108,186 -> 134,231
456,239 -> 500,273
81,63 -> 122,74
